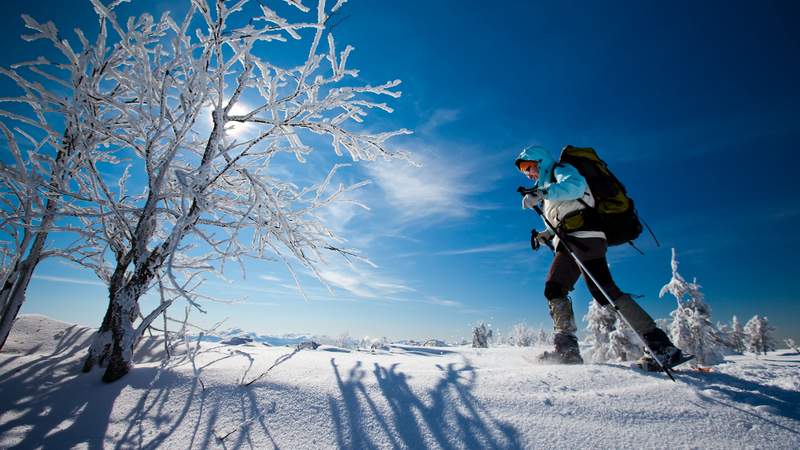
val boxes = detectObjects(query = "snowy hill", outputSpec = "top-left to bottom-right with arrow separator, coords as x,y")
205,327 -> 324,347
1,314 -> 798,449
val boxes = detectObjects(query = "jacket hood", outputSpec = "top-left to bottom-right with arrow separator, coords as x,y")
515,145 -> 556,187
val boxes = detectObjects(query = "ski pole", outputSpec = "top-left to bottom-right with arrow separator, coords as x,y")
520,187 -> 676,381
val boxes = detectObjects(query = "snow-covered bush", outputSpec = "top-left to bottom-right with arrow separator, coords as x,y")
660,248 -> 724,366
785,338 -> 799,354
743,315 -> 776,355
510,322 -> 536,347
472,322 -> 492,348
336,332 -> 358,350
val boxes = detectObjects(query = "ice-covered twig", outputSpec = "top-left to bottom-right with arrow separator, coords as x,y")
242,347 -> 302,387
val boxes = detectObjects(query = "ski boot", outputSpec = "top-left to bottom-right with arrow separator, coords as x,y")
537,332 -> 584,364
538,297 -> 583,364
635,329 -> 693,371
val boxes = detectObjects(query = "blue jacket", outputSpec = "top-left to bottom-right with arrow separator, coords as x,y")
515,146 -> 587,201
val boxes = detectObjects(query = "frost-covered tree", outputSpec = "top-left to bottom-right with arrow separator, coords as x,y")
729,315 -> 746,353
510,322 -> 535,347
785,338 -> 798,354
583,301 -> 616,362
472,322 -> 492,348
743,315 -> 775,355
716,315 -> 746,353
62,0 -> 413,382
607,319 -> 643,362
0,7 -> 136,351
716,321 -> 733,348
659,248 -> 724,366
536,327 -> 550,346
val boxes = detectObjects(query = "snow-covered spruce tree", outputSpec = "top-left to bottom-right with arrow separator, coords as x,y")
78,0 -> 411,382
608,318 -> 643,362
659,248 -> 724,366
472,322 -> 492,348
716,321 -> 733,350
583,301 -> 616,362
743,315 -> 776,355
536,326 -> 550,346
0,8 -> 138,351
510,322 -> 535,347
730,315 -> 746,353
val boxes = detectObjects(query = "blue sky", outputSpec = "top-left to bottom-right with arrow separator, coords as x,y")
3,0 -> 799,342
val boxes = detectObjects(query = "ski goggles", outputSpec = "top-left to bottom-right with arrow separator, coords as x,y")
518,160 -> 539,175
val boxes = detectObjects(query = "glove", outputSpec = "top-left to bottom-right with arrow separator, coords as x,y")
521,190 -> 543,209
530,228 -> 554,251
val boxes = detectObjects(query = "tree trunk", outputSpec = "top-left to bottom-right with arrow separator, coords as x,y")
102,288 -> 140,382
0,129 -> 76,352
0,227 -> 51,351
92,252 -> 161,382
81,301 -> 114,372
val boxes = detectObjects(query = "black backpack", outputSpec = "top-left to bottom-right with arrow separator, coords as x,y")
554,145 -> 644,246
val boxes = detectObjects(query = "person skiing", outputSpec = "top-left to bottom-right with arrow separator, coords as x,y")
515,145 -> 685,370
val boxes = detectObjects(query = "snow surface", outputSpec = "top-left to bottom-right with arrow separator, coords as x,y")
1,315 -> 799,449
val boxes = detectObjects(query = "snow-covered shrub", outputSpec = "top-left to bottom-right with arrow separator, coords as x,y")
660,249 -> 724,366
510,323 -> 536,347
743,315 -> 776,355
370,338 -> 390,352
336,332 -> 358,350
472,322 -> 492,348
785,338 -> 799,354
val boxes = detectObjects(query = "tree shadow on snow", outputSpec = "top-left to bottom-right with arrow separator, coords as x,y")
677,370 -> 800,435
328,357 -> 523,449
0,325 -> 167,449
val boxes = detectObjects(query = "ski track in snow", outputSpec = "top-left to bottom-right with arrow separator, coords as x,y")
1,315 -> 799,449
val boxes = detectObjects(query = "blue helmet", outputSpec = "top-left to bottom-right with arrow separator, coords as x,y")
514,145 -> 555,168
514,145 -> 555,170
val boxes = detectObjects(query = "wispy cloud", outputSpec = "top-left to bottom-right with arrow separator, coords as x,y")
417,108 -> 461,135
257,274 -> 282,282
365,143 -> 498,223
426,297 -> 463,307
32,275 -> 105,287
435,242 -> 526,256
318,267 -> 416,299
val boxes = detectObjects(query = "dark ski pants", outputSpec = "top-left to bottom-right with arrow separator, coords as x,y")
544,237 -> 623,305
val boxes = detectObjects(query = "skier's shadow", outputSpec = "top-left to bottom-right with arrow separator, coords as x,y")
677,370 -> 800,434
329,357 -> 523,449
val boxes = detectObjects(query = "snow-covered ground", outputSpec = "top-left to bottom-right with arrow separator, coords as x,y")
1,315 -> 798,449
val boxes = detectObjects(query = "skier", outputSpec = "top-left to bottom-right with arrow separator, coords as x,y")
515,145 -> 685,370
